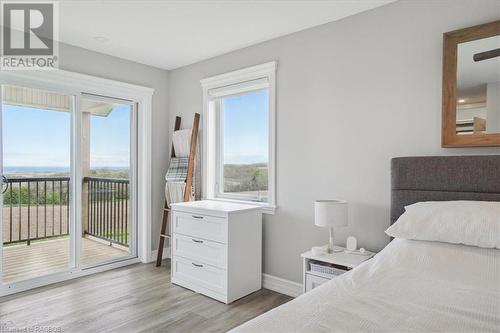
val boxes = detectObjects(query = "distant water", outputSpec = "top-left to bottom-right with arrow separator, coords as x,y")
4,166 -> 70,174
4,166 -> 128,174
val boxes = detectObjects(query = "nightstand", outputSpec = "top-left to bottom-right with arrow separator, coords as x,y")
301,246 -> 375,293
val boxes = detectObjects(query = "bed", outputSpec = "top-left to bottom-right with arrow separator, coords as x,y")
232,155 -> 500,333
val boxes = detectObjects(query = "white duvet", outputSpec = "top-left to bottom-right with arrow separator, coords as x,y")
232,239 -> 500,333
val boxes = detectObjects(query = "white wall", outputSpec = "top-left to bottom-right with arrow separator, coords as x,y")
486,82 -> 500,132
59,43 -> 170,251
457,107 -> 487,121
168,0 -> 500,283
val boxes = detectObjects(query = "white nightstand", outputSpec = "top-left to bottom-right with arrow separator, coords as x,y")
301,246 -> 375,293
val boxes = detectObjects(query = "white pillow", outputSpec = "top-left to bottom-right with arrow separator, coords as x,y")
386,201 -> 500,249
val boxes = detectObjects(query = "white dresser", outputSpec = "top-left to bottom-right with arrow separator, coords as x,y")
170,200 -> 262,304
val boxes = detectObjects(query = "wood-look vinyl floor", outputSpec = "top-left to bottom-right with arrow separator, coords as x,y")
0,260 -> 292,333
2,238 -> 128,283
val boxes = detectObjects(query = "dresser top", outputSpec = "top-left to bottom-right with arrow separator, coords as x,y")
171,200 -> 262,216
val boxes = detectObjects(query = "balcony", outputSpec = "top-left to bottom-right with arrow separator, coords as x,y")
2,176 -> 130,283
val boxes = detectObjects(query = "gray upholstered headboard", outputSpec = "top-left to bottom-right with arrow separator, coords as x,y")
391,155 -> 500,224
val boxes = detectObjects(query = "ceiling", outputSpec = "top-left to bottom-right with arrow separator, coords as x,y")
3,85 -> 117,116
57,0 -> 395,70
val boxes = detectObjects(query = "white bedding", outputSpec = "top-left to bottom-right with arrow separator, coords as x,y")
232,239 -> 500,333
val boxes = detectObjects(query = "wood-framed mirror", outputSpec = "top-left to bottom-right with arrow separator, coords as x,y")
442,20 -> 500,147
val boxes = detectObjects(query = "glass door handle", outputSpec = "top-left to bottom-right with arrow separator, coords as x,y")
2,175 -> 8,194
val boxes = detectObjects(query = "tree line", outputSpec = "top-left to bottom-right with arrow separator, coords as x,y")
223,163 -> 268,193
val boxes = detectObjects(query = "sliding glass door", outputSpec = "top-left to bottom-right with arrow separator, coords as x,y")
0,84 -> 75,283
80,94 -> 137,267
0,84 -> 138,287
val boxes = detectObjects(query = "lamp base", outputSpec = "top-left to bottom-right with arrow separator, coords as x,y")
328,227 -> 343,253
328,245 -> 344,253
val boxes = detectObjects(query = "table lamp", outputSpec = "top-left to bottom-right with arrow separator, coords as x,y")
314,200 -> 348,253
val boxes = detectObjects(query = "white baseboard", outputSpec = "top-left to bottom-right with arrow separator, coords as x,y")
150,248 -> 170,263
262,273 -> 302,298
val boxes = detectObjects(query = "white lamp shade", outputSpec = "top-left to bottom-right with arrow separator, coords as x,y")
315,200 -> 348,227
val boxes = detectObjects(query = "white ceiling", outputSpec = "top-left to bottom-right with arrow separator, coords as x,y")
57,0 -> 395,70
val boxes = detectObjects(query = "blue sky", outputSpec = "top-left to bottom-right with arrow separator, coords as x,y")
223,89 -> 269,165
89,105 -> 131,168
2,90 -> 266,169
2,104 -> 131,169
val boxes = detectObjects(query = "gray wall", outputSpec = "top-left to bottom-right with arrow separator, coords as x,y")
59,43 -> 170,251
168,0 -> 500,283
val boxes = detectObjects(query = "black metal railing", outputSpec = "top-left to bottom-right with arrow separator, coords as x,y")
3,177 -> 70,245
84,177 -> 130,247
2,176 -> 130,247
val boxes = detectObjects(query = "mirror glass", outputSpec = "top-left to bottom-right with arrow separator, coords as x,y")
456,35 -> 500,135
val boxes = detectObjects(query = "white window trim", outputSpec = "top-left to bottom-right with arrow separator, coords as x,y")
0,69 -> 153,296
201,61 -> 277,214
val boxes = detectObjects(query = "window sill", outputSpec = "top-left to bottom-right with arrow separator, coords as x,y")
208,197 -> 276,215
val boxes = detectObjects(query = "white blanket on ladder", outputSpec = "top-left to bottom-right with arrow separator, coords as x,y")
172,129 -> 192,158
165,182 -> 186,207
165,128 -> 197,206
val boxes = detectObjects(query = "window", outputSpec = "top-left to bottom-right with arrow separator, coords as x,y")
201,62 -> 276,212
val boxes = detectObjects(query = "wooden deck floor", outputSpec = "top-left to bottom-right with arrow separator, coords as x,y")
0,261 -> 292,333
2,238 -> 129,283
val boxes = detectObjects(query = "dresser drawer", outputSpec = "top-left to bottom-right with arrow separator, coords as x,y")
172,211 -> 227,243
172,256 -> 227,295
305,273 -> 330,292
172,233 -> 227,269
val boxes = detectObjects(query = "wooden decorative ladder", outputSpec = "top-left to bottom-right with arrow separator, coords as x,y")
156,113 -> 200,267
